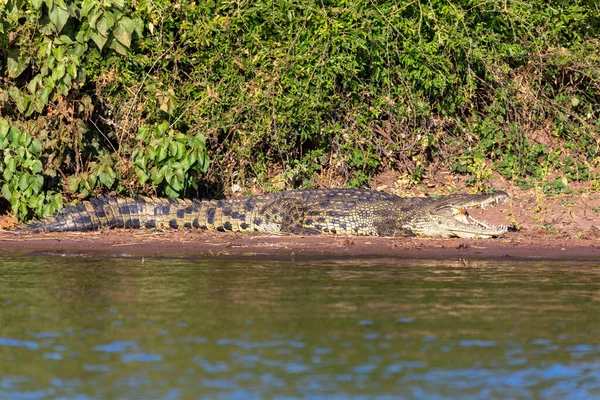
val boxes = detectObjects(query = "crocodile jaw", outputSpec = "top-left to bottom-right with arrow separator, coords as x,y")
447,192 -> 509,238
449,208 -> 507,238
412,191 -> 510,238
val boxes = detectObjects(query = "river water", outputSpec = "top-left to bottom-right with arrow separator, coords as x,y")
0,256 -> 598,399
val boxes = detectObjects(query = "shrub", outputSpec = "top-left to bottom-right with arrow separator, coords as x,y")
1,0 -> 599,220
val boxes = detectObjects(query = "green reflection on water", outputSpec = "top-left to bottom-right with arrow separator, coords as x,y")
0,257 -> 599,398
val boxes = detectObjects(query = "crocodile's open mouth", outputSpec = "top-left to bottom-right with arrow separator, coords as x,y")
452,208 -> 508,233
451,192 -> 509,236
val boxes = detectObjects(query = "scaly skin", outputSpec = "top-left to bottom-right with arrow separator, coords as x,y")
18,189 -> 510,238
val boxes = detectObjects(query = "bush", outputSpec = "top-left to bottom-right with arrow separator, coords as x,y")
0,120 -> 63,219
1,0 -> 599,220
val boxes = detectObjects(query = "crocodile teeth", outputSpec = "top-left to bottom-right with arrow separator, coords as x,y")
464,213 -> 507,232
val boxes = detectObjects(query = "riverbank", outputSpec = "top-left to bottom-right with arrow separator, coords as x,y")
1,185 -> 600,261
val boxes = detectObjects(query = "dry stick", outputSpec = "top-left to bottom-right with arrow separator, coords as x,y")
167,92 -> 209,132
123,44 -> 175,135
89,119 -> 119,155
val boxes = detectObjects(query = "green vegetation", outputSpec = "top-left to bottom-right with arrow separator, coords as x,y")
1,0 -> 599,220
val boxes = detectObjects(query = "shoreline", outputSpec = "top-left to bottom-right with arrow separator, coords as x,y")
1,230 -> 600,261
2,186 -> 600,261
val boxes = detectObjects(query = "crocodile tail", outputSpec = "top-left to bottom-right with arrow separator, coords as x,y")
18,196 -> 201,232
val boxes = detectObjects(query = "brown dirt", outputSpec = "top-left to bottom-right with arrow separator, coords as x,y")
1,182 -> 600,261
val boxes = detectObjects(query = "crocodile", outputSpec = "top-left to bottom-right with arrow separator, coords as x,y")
17,189 -> 510,238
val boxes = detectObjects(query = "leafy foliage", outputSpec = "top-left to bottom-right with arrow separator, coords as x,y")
0,120 -> 63,219
132,122 -> 209,198
1,0 -> 600,220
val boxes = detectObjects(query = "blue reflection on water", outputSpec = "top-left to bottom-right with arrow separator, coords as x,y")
403,362 -> 600,392
121,353 -> 163,363
43,352 -> 63,360
93,340 -> 137,353
33,332 -> 61,339
1,333 -> 599,399
1,258 -> 599,399
83,364 -> 112,372
216,338 -> 305,349
0,338 -> 39,350
460,340 -> 497,347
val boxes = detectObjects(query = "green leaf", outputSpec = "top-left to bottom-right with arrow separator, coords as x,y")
135,167 -> 149,184
110,0 -> 125,8
188,151 -> 197,166
27,195 -> 38,209
169,176 -> 183,191
68,176 -> 80,192
87,173 -> 97,189
194,133 -> 207,146
5,156 -> 16,173
109,39 -> 129,55
199,155 -> 210,173
156,122 -> 168,136
88,8 -> 101,29
156,145 -> 167,162
29,138 -> 43,155
136,126 -> 148,140
51,194 -> 63,212
49,5 -> 70,33
52,63 -> 66,81
9,87 -> 30,114
0,120 -> 9,139
4,168 -> 13,182
96,16 -> 109,37
81,0 -> 95,17
31,0 -> 43,9
168,141 -> 178,157
146,145 -> 156,160
1,184 -> 12,201
34,87 -> 51,113
31,160 -> 43,174
14,201 -> 25,219
164,185 -> 179,198
133,155 -> 146,169
67,63 -> 77,78
132,18 -> 144,37
176,142 -> 186,159
90,31 -> 108,51
113,16 -> 135,48
54,0 -> 67,9
7,49 -> 27,79
19,173 -> 30,191
29,194 -> 45,210
31,175 -> 44,193
164,170 -> 173,186
98,171 -> 115,188
104,11 -> 115,31
8,126 -> 21,145
28,74 -> 43,94
57,34 -> 73,44
181,157 -> 190,171
150,167 -> 165,185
